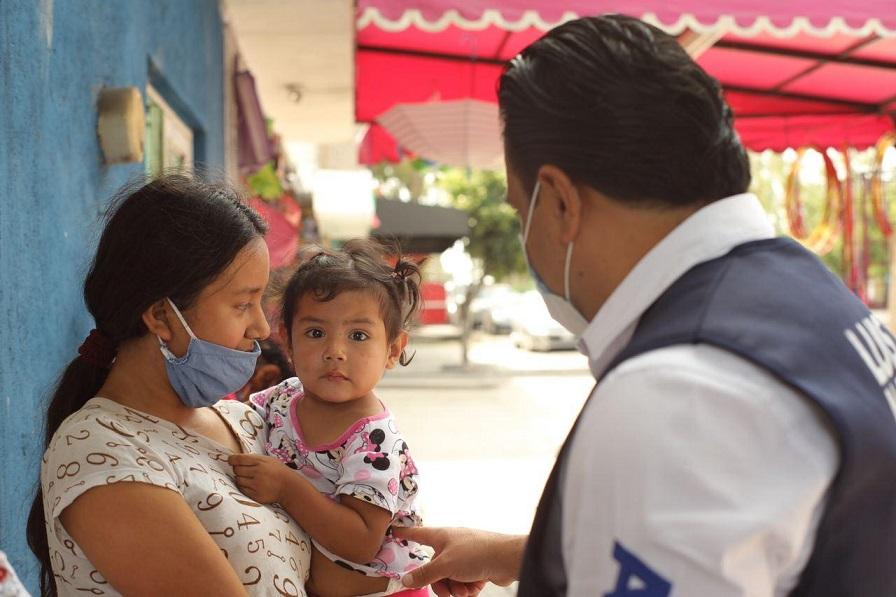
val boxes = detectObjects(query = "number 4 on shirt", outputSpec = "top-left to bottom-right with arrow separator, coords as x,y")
604,542 -> 672,597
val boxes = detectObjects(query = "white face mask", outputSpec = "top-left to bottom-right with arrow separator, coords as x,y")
519,180 -> 590,337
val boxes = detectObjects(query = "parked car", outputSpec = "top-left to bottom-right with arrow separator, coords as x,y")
510,291 -> 577,351
480,298 -> 521,334
468,284 -> 517,332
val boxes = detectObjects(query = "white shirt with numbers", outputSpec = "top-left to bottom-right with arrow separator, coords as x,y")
41,398 -> 311,596
561,193 -> 838,596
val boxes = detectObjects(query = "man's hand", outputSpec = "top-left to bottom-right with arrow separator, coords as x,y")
393,526 -> 527,597
228,454 -> 291,504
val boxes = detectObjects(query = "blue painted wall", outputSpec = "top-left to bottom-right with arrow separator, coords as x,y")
0,1 -> 225,590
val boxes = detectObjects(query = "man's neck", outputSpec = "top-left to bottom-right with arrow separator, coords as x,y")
574,192 -> 702,322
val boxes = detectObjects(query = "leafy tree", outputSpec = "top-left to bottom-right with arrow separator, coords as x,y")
437,168 -> 526,365
370,160 -> 527,365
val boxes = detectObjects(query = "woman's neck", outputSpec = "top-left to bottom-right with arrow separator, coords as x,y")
97,335 -> 198,424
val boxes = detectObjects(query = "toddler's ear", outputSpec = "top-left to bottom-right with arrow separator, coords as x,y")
386,331 -> 409,369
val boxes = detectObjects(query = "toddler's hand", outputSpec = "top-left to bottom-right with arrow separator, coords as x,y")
228,454 -> 290,505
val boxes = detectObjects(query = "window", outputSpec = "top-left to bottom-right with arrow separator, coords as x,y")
144,85 -> 194,176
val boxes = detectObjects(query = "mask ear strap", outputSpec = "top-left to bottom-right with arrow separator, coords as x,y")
564,242 -> 574,301
166,298 -> 198,340
522,180 -> 541,244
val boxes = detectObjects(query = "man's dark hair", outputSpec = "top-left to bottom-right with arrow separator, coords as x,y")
499,14 -> 751,207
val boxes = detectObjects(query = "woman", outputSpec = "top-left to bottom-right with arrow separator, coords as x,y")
26,175 -> 310,596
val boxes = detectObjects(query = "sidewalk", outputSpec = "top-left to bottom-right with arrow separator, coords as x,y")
377,332 -> 592,597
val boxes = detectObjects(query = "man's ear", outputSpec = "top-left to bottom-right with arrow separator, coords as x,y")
386,331 -> 410,369
537,164 -> 583,244
142,299 -> 173,341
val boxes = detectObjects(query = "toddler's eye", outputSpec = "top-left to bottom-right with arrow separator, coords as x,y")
305,328 -> 325,339
350,331 -> 369,342
236,303 -> 250,312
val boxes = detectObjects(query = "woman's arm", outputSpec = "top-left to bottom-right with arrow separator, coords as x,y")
61,482 -> 248,596
230,454 -> 391,564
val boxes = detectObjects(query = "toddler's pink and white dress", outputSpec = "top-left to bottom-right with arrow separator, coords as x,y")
251,378 -> 430,588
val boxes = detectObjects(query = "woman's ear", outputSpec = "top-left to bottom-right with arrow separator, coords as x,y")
538,164 -> 582,244
386,331 -> 410,369
142,299 -> 173,341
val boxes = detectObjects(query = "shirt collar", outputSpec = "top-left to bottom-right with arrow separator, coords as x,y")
578,193 -> 775,378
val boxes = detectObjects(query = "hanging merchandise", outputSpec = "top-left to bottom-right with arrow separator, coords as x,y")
785,147 -> 841,255
859,174 -> 871,304
841,147 -> 865,299
841,148 -> 855,294
871,132 -> 896,239
249,194 -> 301,269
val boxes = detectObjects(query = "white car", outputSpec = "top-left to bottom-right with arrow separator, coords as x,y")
510,291 -> 577,351
468,284 -> 517,332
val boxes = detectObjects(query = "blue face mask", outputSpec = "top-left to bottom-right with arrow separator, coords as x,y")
519,180 -> 589,337
158,298 -> 261,408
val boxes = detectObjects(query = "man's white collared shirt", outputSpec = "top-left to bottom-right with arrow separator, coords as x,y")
562,194 -> 838,596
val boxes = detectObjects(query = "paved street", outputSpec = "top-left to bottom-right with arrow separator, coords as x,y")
378,330 -> 593,595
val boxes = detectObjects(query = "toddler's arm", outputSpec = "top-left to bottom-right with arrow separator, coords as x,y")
229,453 -> 391,564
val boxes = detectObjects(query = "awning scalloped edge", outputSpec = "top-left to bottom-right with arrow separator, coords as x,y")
358,7 -> 896,38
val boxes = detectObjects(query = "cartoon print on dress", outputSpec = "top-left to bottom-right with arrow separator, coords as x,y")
250,377 -> 429,580
400,475 -> 418,496
360,429 -> 391,471
350,482 -> 390,507
355,429 -> 384,454
396,441 -> 418,491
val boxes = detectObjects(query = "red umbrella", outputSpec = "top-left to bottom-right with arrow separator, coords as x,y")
356,1 -> 896,155
377,99 -> 502,168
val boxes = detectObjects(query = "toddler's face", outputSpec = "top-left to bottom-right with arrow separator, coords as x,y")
288,290 -> 403,404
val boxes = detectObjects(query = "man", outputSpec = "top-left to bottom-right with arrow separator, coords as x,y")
395,14 -> 896,597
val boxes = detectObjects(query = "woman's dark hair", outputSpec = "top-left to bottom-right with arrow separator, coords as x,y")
258,339 -> 292,378
26,173 -> 267,596
281,239 -> 422,366
499,14 -> 751,207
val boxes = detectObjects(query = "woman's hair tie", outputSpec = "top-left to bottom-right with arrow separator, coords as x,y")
77,329 -> 116,369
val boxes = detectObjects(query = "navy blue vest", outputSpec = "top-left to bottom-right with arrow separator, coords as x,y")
518,237 -> 896,596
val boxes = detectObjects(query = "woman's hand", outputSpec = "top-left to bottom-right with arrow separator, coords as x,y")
228,454 -> 292,504
392,526 -> 526,597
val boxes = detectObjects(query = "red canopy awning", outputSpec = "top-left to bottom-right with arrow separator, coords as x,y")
357,1 -> 896,153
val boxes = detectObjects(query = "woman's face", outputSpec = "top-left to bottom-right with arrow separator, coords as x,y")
166,237 -> 271,355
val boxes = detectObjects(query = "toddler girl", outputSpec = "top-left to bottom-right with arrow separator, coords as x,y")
230,240 -> 430,597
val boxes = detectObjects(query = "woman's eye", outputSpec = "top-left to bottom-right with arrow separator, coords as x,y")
305,328 -> 324,339
236,303 -> 251,312
350,331 -> 369,342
